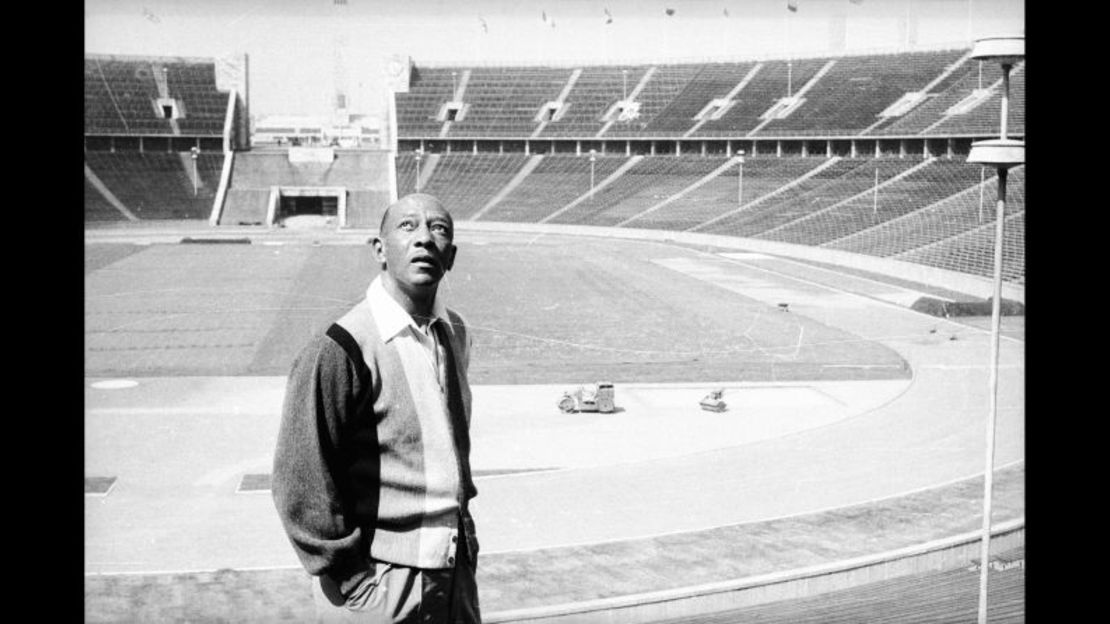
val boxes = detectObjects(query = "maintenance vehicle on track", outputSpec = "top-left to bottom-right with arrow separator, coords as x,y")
558,382 -> 615,413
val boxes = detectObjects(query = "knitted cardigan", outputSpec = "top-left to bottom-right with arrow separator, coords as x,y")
271,295 -> 477,588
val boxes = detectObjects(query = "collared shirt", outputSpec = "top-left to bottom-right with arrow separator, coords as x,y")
366,275 -> 453,394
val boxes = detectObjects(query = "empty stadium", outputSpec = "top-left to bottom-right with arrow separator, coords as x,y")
85,2 -> 1025,622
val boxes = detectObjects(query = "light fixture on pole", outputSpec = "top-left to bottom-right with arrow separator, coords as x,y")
589,149 -> 597,201
736,150 -> 745,207
190,146 -> 201,197
964,34 -> 1024,624
414,148 -> 425,192
622,69 -> 628,101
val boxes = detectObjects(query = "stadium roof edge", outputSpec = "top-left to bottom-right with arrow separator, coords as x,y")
85,52 -> 226,65
409,42 -> 975,69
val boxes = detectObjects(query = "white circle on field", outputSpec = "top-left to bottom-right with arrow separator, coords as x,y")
91,379 -> 139,390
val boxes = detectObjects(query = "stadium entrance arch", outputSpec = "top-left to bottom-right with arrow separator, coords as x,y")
266,186 -> 347,228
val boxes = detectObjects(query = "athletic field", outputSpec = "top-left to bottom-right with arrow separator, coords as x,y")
85,224 -> 1024,622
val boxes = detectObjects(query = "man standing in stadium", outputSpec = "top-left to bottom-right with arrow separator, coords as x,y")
272,193 -> 480,623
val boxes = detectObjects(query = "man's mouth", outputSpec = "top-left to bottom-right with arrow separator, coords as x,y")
411,256 -> 440,269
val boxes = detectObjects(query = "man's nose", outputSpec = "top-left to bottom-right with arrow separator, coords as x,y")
412,221 -> 435,246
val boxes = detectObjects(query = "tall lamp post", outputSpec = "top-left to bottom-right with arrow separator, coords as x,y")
414,147 -> 425,192
589,148 -> 597,201
190,146 -> 200,196
965,35 -> 1024,624
736,150 -> 745,207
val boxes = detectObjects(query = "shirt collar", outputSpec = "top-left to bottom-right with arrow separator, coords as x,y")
366,275 -> 448,342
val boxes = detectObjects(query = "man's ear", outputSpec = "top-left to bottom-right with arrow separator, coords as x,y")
371,237 -> 387,266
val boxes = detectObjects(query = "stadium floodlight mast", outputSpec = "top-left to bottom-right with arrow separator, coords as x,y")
622,69 -> 628,100
964,34 -> 1024,624
190,146 -> 201,196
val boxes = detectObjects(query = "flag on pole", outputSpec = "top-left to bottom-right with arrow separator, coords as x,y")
604,8 -> 613,24
787,0 -> 798,12
665,8 -> 675,16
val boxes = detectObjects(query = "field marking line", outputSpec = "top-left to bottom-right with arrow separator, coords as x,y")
696,249 -> 1023,345
481,459 -> 1025,555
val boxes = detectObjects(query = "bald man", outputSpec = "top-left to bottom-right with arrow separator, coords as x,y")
273,194 -> 480,623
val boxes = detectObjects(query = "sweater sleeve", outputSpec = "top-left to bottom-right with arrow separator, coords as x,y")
271,334 -> 371,591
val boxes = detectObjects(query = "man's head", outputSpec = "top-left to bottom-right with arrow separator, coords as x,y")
372,193 -> 457,300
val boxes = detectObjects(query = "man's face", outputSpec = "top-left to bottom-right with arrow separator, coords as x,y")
373,195 -> 456,292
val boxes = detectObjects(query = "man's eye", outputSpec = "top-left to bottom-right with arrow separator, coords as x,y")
431,223 -> 450,234
398,220 -> 416,230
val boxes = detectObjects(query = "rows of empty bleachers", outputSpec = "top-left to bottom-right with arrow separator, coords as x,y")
896,209 -> 1026,282
85,178 -> 126,222
397,47 -> 1025,140
868,58 -> 1023,137
85,151 -> 224,220
548,156 -> 733,227
759,158 -> 988,246
694,158 -> 893,237
476,154 -> 632,222
447,67 -> 571,137
394,66 -> 459,137
826,166 -> 1025,258
602,64 -> 703,138
85,57 -> 173,135
756,50 -> 968,136
695,57 -> 830,137
398,153 -> 532,220
627,157 -> 829,232
641,62 -> 759,136
540,66 -> 651,137
85,56 -> 229,137
164,61 -> 228,134
655,549 -> 1024,624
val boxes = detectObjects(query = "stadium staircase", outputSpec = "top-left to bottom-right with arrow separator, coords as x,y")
215,150 -> 393,227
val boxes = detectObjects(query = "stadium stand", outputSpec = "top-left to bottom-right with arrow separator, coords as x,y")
602,63 -> 703,138
446,67 -> 571,137
476,155 -> 633,222
642,62 -> 760,136
826,166 -> 1025,258
759,158 -> 987,246
394,66 -> 460,137
695,158 -> 896,237
86,47 -> 1025,285
694,57 -> 829,137
85,177 -> 127,222
85,57 -> 174,135
398,153 -> 533,220
867,58 -> 1021,137
85,151 -> 224,220
540,66 -> 651,137
896,209 -> 1025,282
164,61 -> 229,135
626,157 -> 829,231
547,156 -> 733,226
922,64 -> 1025,136
754,50 -> 967,137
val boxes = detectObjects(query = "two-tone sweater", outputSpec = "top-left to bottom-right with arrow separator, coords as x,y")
272,277 -> 477,586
